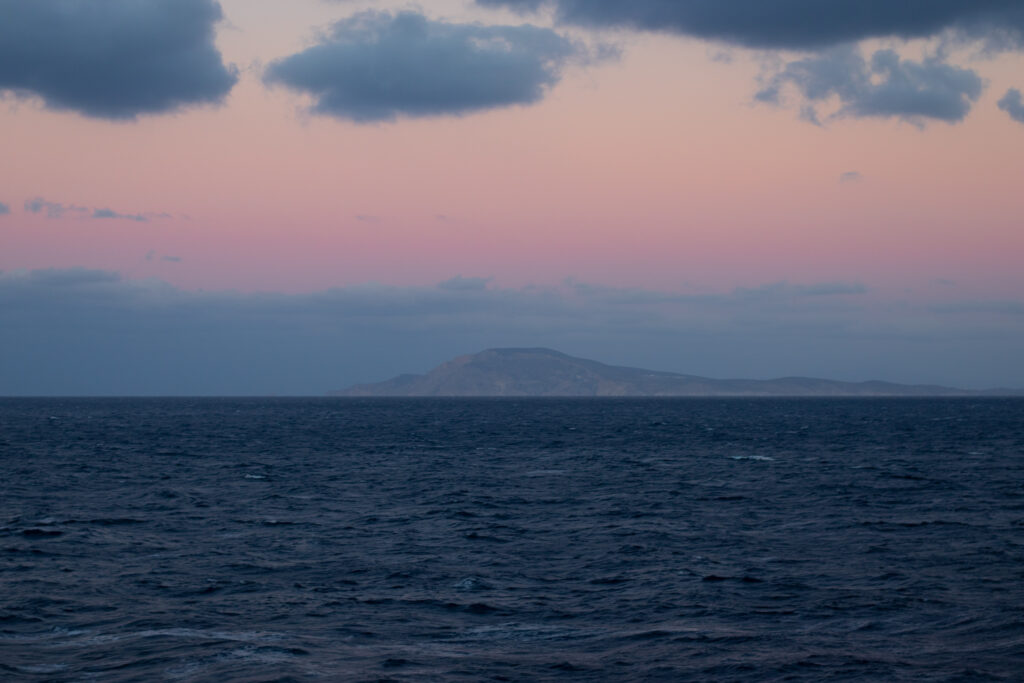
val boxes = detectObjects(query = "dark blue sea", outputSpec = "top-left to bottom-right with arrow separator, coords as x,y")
1,398 -> 1022,681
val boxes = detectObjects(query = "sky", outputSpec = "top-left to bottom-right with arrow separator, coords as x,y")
1,0 -> 1023,395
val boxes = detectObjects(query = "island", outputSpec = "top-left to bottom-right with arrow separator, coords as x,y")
330,347 -> 979,397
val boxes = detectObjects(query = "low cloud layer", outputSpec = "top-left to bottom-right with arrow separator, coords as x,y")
757,48 -> 984,125
264,10 -> 582,122
477,0 -> 1024,50
997,88 -> 1024,123
0,0 -> 237,120
1,269 -> 1020,395
0,202 -> 9,216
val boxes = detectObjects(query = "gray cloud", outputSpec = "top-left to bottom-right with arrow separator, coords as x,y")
756,48 -> 984,125
4,269 -> 1018,394
476,0 -> 1024,51
263,10 -> 582,122
93,208 -> 148,223
997,88 -> 1024,123
839,171 -> 863,183
26,197 -> 166,223
0,0 -> 237,120
0,202 -> 9,216
25,197 -> 86,219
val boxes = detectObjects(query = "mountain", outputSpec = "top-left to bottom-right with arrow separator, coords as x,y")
331,348 -> 975,397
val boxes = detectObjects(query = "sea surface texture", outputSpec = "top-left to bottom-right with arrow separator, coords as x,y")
1,398 -> 1022,681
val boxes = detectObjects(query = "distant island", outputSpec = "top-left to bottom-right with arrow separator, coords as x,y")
331,348 -> 993,397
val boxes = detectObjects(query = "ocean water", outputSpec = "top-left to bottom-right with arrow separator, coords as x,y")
1,397 -> 1022,682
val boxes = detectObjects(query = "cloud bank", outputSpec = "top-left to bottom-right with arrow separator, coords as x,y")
476,1 -> 1019,126
0,202 -> 9,216
1,269 -> 1020,395
0,0 -> 237,120
476,0 -> 1024,50
264,10 -> 582,122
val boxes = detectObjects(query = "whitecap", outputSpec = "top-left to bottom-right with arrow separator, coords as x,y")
454,577 -> 492,591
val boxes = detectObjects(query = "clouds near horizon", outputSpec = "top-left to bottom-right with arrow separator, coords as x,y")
1,269 -> 1021,395
264,10 -> 584,122
0,0 -> 237,120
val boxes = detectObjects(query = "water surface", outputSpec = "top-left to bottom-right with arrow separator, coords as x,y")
2,398 -> 1022,680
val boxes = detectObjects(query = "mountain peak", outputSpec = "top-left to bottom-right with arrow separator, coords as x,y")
479,347 -> 569,357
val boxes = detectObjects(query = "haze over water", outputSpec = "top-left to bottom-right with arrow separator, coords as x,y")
3,397 -> 1022,681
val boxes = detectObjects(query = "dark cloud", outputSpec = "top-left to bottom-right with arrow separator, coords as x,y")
263,10 -> 582,122
839,171 -> 863,183
0,0 -> 237,120
0,202 -> 9,216
476,0 -> 1024,50
1,269 -> 1021,394
161,255 -> 183,263
756,48 -> 984,125
997,88 -> 1024,123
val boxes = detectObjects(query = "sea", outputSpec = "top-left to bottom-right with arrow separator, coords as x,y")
1,397 -> 1022,682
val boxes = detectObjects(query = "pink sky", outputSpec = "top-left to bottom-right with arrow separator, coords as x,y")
2,5 -> 1022,298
